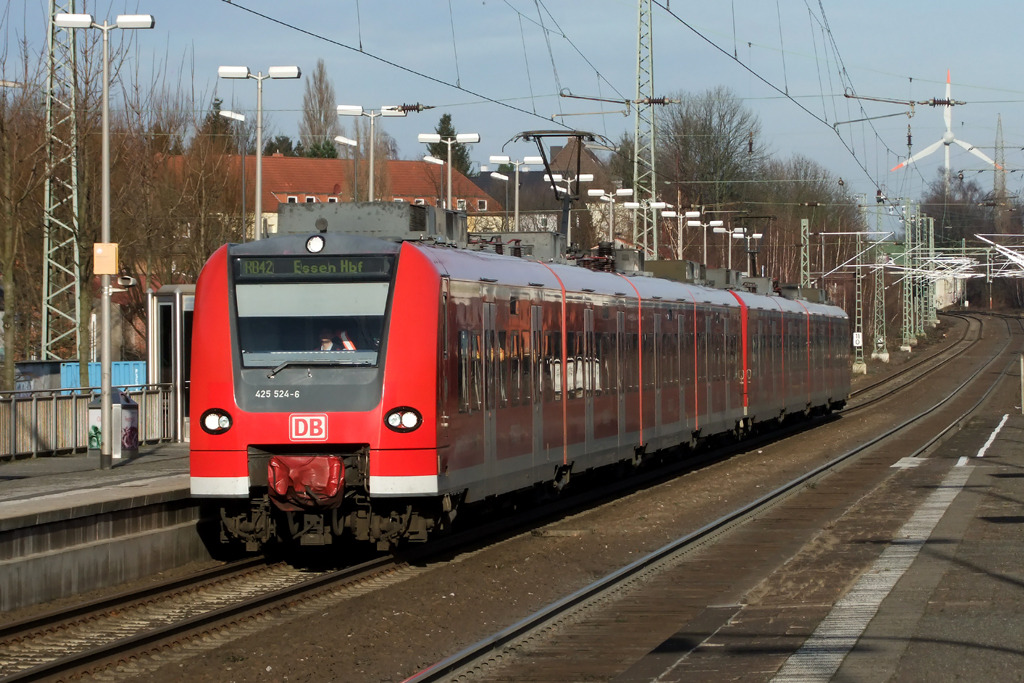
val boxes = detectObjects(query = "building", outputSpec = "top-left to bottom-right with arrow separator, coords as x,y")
238,155 -> 501,235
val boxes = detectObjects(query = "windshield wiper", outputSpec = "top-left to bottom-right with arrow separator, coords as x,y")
266,360 -> 351,379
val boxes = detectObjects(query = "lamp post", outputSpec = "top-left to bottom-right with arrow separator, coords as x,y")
219,65 -> 301,241
334,135 -> 358,201
55,12 -> 154,470
339,105 -> 419,201
488,155 -> 542,231
712,223 -> 729,269
423,155 -> 445,207
588,188 -> 633,242
418,132 -> 480,209
623,199 -> 668,258
490,172 -> 509,230
547,174 -> 593,243
684,215 -> 722,265
219,110 -> 247,241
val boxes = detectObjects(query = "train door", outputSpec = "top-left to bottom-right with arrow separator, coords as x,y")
653,313 -> 662,434
700,309 -> 711,429
438,278 -> 451,449
660,309 -> 680,433
541,298 -> 563,461
483,301 -> 497,465
679,311 -> 692,433
531,304 -> 543,463
584,308 -> 594,450
147,284 -> 194,442
617,309 -> 626,444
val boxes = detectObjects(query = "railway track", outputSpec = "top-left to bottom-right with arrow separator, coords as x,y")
404,314 -> 1021,683
847,312 -> 974,401
842,312 -> 984,415
0,314 -> 996,683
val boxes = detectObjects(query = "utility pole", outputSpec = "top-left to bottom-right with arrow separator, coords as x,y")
853,230 -> 867,374
986,248 -> 993,309
871,202 -> 889,362
914,212 -> 925,337
900,200 -> 915,352
632,0 -> 658,259
927,216 -> 938,325
800,218 -> 810,287
42,0 -> 81,360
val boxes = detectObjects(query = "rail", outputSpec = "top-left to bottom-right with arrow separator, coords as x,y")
0,383 -> 178,461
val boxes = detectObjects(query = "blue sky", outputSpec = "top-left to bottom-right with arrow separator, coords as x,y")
8,0 -> 1024,205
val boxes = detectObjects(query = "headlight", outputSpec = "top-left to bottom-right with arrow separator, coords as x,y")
201,408 -> 232,434
306,235 -> 325,253
384,407 -> 422,433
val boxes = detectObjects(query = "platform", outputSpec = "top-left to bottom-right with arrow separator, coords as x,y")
615,411 -> 1024,682
0,444 -> 208,613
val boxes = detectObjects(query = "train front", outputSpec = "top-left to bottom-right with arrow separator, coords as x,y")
190,233 -> 443,551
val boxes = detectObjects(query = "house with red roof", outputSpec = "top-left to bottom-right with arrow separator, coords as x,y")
224,154 -> 501,235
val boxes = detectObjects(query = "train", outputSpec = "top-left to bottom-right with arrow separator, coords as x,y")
189,223 -> 850,552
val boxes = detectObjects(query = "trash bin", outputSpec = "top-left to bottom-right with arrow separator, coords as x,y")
86,391 -> 139,460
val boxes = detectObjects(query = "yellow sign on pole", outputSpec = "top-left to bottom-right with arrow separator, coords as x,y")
94,243 -> 118,275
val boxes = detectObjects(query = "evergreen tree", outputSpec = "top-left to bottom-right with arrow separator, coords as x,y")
425,113 -> 472,176
263,135 -> 299,156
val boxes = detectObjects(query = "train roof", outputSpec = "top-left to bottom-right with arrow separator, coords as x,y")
235,233 -> 845,318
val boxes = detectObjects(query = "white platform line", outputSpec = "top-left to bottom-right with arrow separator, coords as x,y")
956,456 -> 969,467
770,464 -> 972,683
975,413 -> 1008,458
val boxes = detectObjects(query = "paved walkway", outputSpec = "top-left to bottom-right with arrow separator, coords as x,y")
0,443 -> 189,523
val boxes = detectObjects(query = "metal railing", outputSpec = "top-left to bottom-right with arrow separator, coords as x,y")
0,383 -> 177,460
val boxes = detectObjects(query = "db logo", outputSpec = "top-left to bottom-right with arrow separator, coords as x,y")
289,414 -> 328,441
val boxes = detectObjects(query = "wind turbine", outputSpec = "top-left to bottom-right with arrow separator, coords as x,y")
891,71 -> 1000,175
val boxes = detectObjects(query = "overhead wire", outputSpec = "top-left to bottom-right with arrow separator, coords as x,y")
217,0 -> 569,129
502,0 -> 629,103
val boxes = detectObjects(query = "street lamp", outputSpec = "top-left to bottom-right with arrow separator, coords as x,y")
490,172 -> 510,230
732,225 -> 764,275
334,135 -> 358,201
489,155 -> 542,231
684,214 -> 722,265
338,105 -> 413,202
588,188 -> 633,242
547,173 -> 593,243
219,64 -> 301,241
623,199 -> 668,258
55,12 -> 154,471
219,110 -> 247,241
418,132 -> 480,210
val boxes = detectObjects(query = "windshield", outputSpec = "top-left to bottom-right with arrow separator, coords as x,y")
235,281 -> 390,367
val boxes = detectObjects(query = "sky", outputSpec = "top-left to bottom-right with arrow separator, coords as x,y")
7,0 -> 1024,209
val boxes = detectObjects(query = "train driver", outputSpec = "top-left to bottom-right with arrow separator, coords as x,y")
316,328 -> 340,351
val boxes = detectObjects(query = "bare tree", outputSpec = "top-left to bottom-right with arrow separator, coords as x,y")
0,46 -> 46,389
298,59 -> 339,158
657,86 -> 769,211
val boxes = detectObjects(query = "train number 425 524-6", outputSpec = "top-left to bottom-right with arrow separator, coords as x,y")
254,390 -> 301,398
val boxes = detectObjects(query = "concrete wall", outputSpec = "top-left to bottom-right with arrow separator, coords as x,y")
0,491 -> 212,612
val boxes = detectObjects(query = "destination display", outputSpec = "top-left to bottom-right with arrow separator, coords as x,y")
234,255 -> 394,281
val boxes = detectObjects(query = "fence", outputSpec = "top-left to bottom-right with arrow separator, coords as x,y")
0,384 -> 177,460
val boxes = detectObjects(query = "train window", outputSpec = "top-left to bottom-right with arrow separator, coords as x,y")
568,332 -> 583,400
234,282 -> 388,368
544,331 -> 561,402
471,333 -> 483,411
509,332 -> 520,407
498,331 -> 509,409
458,331 -> 471,413
522,331 -> 533,405
627,333 -> 639,391
642,333 -> 655,389
486,329 -> 497,410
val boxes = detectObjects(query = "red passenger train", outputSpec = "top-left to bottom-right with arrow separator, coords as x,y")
190,230 -> 850,551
